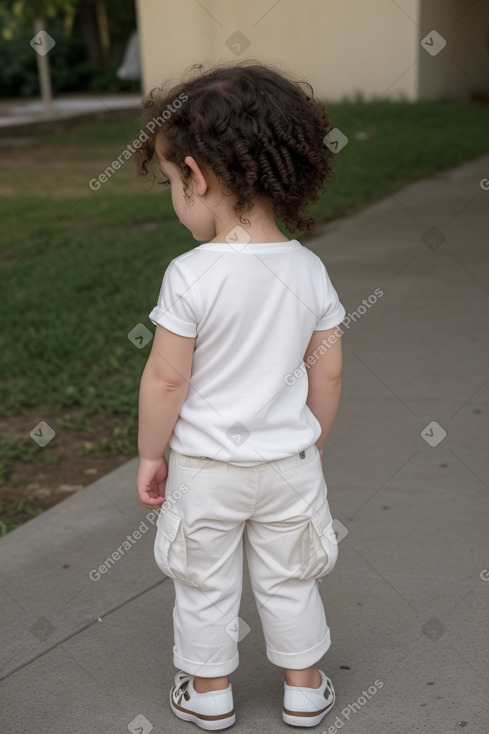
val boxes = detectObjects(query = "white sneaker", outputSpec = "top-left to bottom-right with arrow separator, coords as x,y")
283,669 -> 335,727
169,671 -> 236,730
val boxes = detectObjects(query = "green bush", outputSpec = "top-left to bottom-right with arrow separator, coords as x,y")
0,17 -> 135,97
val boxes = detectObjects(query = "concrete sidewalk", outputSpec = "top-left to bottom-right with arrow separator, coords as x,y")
1,154 -> 489,733
0,94 -> 141,136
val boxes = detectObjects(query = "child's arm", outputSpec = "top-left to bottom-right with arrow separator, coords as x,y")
136,325 -> 195,508
304,328 -> 343,457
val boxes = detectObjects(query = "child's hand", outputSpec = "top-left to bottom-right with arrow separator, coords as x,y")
136,457 -> 168,508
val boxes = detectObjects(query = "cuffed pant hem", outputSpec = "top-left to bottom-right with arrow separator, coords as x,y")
173,648 -> 240,677
266,627 -> 331,669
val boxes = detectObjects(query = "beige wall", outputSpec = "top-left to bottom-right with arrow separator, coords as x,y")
418,0 -> 489,100
136,0 -> 489,102
136,0 -> 421,102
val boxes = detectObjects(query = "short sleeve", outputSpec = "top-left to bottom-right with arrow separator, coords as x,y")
149,260 -> 199,337
315,262 -> 346,330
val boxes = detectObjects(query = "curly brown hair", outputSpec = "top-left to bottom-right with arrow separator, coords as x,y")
135,60 -> 336,234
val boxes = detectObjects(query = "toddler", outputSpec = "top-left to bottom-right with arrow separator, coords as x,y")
135,60 -> 345,730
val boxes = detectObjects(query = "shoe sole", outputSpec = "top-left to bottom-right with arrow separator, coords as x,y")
282,688 -> 335,727
170,686 -> 236,731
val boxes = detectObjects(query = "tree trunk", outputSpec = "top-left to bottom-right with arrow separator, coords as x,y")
33,18 -> 53,116
78,0 -> 106,68
96,1 -> 110,65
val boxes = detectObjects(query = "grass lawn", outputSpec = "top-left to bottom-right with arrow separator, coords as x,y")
1,97 -> 489,533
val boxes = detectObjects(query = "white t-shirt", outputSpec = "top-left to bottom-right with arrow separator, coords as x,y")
149,239 -> 345,465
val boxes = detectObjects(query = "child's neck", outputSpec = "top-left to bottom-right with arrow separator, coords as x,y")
210,230 -> 290,245
210,201 -> 290,244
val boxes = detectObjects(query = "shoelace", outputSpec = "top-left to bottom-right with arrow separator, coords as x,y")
323,679 -> 334,702
173,672 -> 192,705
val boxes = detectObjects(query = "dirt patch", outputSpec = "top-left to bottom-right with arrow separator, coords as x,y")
0,408 -> 134,531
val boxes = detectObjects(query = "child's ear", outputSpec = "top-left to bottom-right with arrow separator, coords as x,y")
184,155 -> 209,196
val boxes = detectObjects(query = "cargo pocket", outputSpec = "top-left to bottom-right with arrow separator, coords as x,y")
154,508 -> 198,587
299,501 -> 338,580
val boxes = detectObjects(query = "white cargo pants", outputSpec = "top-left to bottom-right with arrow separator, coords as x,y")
154,443 -> 338,678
